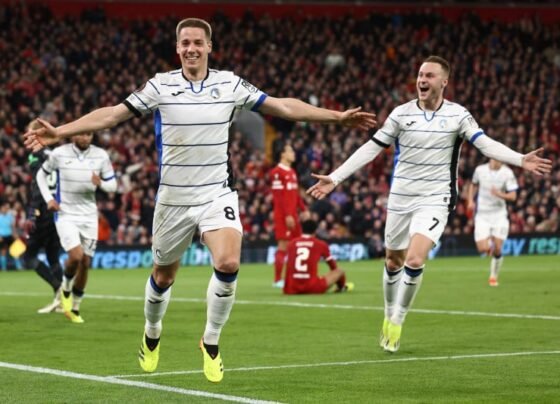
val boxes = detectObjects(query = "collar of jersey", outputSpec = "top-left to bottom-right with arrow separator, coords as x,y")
416,99 -> 444,122
72,144 -> 90,158
182,69 -> 210,94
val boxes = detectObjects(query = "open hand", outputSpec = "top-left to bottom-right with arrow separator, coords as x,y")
306,173 -> 336,200
339,107 -> 377,131
522,148 -> 552,176
23,118 -> 60,152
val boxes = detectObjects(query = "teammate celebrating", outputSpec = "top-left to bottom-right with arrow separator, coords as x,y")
37,133 -> 117,323
308,55 -> 551,353
467,159 -> 518,286
269,140 -> 306,288
24,18 -> 375,382
284,219 -> 353,295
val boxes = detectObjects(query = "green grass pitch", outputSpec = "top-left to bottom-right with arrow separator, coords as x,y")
1,255 -> 559,403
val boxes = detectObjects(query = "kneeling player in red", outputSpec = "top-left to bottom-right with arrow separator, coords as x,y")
283,219 -> 353,295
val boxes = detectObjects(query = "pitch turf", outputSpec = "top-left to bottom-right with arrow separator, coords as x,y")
1,255 -> 559,403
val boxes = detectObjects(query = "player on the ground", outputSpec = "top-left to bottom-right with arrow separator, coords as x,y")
23,18 -> 375,382
36,133 -> 117,323
269,140 -> 306,288
307,55 -> 551,353
466,159 -> 518,286
284,219 -> 353,295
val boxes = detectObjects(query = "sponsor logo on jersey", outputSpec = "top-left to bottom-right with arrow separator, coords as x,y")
241,80 -> 258,93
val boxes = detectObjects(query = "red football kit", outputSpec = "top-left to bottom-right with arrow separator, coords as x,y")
283,235 -> 338,294
269,164 -> 305,241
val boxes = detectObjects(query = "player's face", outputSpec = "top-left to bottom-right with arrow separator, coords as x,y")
73,133 -> 93,151
489,159 -> 503,170
417,62 -> 448,103
282,145 -> 296,164
176,27 -> 211,73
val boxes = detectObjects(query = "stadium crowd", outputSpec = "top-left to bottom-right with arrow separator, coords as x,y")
1,3 -> 559,247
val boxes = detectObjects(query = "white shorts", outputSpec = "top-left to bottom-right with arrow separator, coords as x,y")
474,216 -> 509,242
384,208 -> 449,251
152,192 -> 242,266
55,219 -> 98,257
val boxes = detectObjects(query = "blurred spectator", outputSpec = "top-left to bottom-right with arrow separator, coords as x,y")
1,3 -> 558,248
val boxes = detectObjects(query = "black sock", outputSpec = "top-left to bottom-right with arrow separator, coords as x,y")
71,309 -> 80,316
203,341 -> 219,359
63,291 -> 71,298
145,335 -> 160,351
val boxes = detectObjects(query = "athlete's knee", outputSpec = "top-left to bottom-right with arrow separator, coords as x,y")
152,270 -> 175,288
385,255 -> 404,271
405,254 -> 425,269
152,262 -> 179,288
214,256 -> 240,274
68,249 -> 84,264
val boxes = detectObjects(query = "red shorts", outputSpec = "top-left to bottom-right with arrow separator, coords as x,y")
283,277 -> 328,294
274,217 -> 302,241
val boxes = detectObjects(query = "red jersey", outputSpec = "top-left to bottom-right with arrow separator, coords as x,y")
284,235 -> 337,294
269,164 -> 305,240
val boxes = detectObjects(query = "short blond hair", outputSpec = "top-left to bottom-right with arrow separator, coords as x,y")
176,18 -> 212,42
424,55 -> 451,78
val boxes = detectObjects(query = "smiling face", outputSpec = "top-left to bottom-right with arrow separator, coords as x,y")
417,62 -> 448,109
176,26 -> 212,80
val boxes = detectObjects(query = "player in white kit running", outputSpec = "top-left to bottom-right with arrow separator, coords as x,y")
467,159 -> 518,286
23,18 -> 376,382
308,55 -> 551,353
37,133 -> 117,323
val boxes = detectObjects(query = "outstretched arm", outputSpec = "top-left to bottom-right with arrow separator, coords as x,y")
259,97 -> 376,130
473,136 -> 552,176
307,140 -> 384,199
23,104 -> 134,152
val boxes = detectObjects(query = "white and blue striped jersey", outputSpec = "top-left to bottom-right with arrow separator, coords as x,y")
372,99 -> 483,213
472,163 -> 518,220
41,144 -> 115,222
124,68 -> 267,206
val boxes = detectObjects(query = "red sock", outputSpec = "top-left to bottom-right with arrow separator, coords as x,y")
274,249 -> 287,282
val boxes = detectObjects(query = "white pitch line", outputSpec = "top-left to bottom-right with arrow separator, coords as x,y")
3,291 -> 560,321
0,361 -> 281,404
111,350 -> 560,379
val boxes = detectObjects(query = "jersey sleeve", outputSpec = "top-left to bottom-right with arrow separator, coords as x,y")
371,109 -> 399,148
232,74 -> 268,112
458,108 -> 484,142
124,76 -> 160,117
41,149 -> 59,174
321,241 -> 337,270
100,152 -> 116,181
505,169 -> 519,192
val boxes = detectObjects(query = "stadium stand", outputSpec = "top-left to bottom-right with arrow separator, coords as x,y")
1,2 -> 558,245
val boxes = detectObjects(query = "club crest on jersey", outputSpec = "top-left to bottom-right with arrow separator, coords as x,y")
439,119 -> 447,129
210,88 -> 221,99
